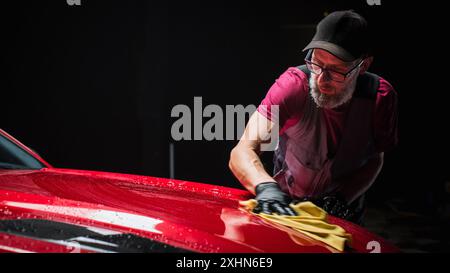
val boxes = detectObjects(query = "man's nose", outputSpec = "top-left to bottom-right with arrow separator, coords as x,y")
318,70 -> 332,83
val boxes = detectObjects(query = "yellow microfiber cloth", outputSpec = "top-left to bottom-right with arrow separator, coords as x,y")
239,199 -> 352,252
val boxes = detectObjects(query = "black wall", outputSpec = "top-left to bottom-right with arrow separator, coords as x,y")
1,1 -> 448,205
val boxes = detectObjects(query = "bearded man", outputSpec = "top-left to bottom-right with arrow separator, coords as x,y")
229,10 -> 398,224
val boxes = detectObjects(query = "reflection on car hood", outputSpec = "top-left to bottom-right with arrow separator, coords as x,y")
0,168 -> 399,253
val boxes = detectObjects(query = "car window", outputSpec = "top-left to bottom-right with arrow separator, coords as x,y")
0,133 -> 45,170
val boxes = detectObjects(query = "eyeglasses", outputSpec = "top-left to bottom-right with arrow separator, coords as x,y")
304,50 -> 364,83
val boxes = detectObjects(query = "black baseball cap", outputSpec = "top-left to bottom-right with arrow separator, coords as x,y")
303,10 -> 371,62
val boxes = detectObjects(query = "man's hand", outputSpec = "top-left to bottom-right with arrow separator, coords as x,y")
292,194 -> 363,223
252,182 -> 297,216
319,195 -> 355,220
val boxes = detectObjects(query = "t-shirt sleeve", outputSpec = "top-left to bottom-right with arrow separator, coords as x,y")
374,77 -> 399,153
257,67 -> 309,128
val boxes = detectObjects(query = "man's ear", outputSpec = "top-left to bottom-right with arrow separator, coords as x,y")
359,56 -> 373,75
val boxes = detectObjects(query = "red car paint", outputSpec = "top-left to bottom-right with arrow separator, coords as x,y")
0,129 -> 399,253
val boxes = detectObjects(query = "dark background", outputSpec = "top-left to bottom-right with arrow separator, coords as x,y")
1,0 -> 448,251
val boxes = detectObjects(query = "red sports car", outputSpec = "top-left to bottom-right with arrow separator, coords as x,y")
0,128 -> 398,253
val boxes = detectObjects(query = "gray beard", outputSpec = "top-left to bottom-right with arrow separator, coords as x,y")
309,75 -> 358,109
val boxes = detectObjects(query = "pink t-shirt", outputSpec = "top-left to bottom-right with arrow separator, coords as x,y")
257,67 -> 398,154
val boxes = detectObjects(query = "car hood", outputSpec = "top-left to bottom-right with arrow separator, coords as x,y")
0,168 -> 399,253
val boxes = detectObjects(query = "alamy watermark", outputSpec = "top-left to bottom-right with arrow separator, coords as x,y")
170,97 -> 279,151
366,0 -> 382,6
67,0 -> 81,6
366,240 -> 381,253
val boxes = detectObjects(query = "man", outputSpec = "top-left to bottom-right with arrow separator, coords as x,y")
229,10 -> 398,223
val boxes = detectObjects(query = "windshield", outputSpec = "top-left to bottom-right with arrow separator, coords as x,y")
0,133 -> 46,170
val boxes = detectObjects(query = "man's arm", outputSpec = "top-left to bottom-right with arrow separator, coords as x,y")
229,110 -> 296,216
228,111 -> 276,195
334,152 -> 384,204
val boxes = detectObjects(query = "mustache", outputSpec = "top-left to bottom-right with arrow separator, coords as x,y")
309,76 -> 356,109
319,85 -> 334,90
318,82 -> 335,89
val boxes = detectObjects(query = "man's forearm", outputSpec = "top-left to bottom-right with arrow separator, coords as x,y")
229,144 -> 275,195
334,152 -> 384,203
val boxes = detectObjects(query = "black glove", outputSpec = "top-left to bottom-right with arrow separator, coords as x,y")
293,194 -> 363,223
319,194 -> 355,220
252,182 -> 297,216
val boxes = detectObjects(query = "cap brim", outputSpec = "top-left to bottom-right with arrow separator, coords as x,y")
302,41 -> 356,62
